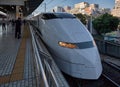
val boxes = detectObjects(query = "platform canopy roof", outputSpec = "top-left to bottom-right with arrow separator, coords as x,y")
0,0 -> 44,16
0,11 -> 7,18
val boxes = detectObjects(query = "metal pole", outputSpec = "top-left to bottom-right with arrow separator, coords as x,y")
90,14 -> 93,34
44,3 -> 46,12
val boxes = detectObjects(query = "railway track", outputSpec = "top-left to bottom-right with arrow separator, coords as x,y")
63,73 -> 118,87
102,61 -> 120,87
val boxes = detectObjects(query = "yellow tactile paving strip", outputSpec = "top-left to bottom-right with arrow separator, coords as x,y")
0,24 -> 30,84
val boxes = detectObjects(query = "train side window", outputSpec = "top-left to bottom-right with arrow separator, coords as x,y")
41,14 -> 56,19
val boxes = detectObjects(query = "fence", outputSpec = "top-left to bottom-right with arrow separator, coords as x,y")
95,39 -> 120,58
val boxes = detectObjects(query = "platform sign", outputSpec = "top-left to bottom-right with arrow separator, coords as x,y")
0,0 -> 24,5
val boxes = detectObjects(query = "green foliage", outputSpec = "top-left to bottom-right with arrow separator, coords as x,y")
92,13 -> 119,35
74,13 -> 87,25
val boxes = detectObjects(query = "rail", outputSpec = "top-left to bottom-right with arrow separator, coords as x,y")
29,23 -> 69,87
102,74 -> 119,87
29,24 -> 49,87
102,61 -> 120,87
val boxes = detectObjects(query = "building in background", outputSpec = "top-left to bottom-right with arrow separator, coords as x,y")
74,2 -> 89,9
65,2 -> 99,16
99,8 -> 111,14
71,2 -> 89,14
64,6 -> 71,13
67,2 -> 87,14
90,4 -> 99,11
51,1 -> 111,17
52,6 -> 64,12
111,0 -> 120,17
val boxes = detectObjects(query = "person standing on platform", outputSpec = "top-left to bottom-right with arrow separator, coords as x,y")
23,19 -> 26,25
2,18 -> 6,30
15,17 -> 22,39
11,19 -> 15,29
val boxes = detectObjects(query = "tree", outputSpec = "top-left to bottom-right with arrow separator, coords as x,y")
74,13 -> 87,25
92,13 -> 119,35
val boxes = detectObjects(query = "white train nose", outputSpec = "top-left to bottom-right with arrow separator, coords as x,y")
82,64 -> 102,79
69,47 -> 102,79
80,48 -> 102,79
70,61 -> 102,79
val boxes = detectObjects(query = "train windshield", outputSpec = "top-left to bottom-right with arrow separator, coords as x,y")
75,41 -> 95,49
41,13 -> 76,19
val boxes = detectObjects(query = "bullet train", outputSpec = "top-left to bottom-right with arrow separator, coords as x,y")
31,12 -> 102,79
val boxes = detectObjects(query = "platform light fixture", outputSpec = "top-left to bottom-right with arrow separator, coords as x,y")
12,6 -> 14,9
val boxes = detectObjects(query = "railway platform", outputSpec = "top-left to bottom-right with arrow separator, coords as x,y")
0,23 -> 37,87
0,23 -> 69,87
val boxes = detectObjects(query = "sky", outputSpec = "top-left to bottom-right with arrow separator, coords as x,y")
33,0 -> 115,14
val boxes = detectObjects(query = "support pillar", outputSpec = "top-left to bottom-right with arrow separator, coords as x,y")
16,6 -> 23,19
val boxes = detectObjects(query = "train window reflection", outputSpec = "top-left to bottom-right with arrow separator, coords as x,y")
75,41 -> 95,49
41,13 -> 76,19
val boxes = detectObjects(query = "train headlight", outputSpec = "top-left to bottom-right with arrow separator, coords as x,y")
58,42 -> 77,49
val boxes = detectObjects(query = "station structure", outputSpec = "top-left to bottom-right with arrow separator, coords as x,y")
0,0 -> 69,87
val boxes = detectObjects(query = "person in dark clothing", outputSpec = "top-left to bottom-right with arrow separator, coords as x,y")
2,23 -> 6,30
15,17 -> 22,39
2,18 -> 6,30
23,19 -> 26,25
12,19 -> 15,27
11,19 -> 15,30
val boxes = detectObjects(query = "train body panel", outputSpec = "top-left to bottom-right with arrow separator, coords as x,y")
41,18 -> 93,42
31,12 -> 102,79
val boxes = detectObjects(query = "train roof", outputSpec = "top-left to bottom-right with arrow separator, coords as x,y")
39,12 -> 76,20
